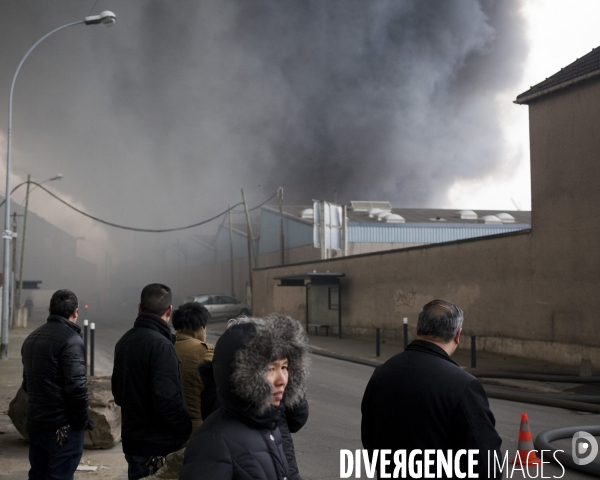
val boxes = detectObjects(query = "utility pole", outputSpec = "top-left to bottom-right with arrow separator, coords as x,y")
228,206 -> 235,299
241,189 -> 258,269
320,201 -> 327,260
10,212 -> 17,328
15,174 -> 30,320
278,187 -> 285,265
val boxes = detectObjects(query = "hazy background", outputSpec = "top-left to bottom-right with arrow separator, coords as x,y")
0,0 -> 539,311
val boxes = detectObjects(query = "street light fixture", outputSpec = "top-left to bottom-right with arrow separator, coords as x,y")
1,12 -> 116,359
15,173 -> 64,321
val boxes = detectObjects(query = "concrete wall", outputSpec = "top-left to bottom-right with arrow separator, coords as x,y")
526,80 -> 600,350
255,230 -> 534,339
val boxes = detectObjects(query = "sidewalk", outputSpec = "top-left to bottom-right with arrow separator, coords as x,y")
208,320 -> 584,375
0,326 -> 128,480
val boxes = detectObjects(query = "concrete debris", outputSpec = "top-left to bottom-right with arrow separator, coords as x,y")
145,448 -> 185,479
84,376 -> 121,449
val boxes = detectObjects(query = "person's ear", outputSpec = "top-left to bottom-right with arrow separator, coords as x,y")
454,328 -> 462,345
138,303 -> 142,313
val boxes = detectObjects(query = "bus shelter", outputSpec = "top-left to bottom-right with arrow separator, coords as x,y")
274,272 -> 345,338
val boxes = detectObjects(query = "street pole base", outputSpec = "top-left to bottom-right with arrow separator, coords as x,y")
1,343 -> 7,359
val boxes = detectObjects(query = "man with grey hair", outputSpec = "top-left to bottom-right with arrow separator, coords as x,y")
361,299 -> 502,479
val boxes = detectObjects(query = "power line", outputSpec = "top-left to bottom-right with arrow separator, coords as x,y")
0,182 -> 278,233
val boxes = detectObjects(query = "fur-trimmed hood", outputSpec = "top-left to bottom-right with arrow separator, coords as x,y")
212,314 -> 310,425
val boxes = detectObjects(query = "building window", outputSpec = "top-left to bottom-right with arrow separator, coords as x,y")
329,286 -> 339,310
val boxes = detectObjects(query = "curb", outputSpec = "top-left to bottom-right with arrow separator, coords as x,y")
309,346 -> 382,368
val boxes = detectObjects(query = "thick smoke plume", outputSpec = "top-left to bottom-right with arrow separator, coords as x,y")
0,1 -> 528,303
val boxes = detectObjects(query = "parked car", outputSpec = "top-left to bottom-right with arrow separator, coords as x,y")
183,294 -> 251,321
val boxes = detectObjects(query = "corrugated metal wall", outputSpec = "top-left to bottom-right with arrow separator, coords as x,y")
348,223 -> 530,243
259,209 -> 313,254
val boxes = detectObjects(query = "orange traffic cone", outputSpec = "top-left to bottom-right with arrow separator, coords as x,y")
511,412 -> 541,465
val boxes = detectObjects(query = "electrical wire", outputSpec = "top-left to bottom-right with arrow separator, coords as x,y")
0,182 -> 278,233
88,0 -> 100,16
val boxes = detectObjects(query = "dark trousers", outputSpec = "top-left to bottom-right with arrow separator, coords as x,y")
28,427 -> 84,480
125,454 -> 150,480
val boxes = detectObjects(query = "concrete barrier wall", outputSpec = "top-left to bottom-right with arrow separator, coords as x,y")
254,230 -> 534,336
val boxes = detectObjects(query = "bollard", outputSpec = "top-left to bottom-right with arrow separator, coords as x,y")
403,317 -> 408,350
83,319 -> 88,369
376,328 -> 381,357
90,322 -> 95,377
471,335 -> 476,368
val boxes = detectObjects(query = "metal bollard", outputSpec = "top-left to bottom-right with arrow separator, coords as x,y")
376,328 -> 381,357
403,317 -> 408,350
83,319 -> 88,369
90,322 -> 95,377
471,335 -> 476,368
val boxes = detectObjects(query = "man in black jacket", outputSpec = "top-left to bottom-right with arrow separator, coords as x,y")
112,283 -> 191,480
361,299 -> 502,479
21,289 -> 91,479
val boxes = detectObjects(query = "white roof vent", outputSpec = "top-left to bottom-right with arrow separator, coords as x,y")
458,210 -> 478,220
496,212 -> 515,223
300,208 -> 314,219
350,201 -> 392,212
385,214 -> 405,223
481,215 -> 503,224
368,208 -> 383,218
376,211 -> 393,221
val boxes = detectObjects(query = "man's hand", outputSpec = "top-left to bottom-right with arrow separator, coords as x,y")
85,417 -> 95,431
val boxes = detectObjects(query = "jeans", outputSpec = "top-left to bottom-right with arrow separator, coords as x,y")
28,427 -> 84,480
125,454 -> 151,480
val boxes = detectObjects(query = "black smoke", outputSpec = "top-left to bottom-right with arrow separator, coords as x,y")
0,1 -> 528,303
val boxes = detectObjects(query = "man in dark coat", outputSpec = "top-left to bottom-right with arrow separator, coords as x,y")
112,284 -> 191,480
21,289 -> 92,479
361,299 -> 502,479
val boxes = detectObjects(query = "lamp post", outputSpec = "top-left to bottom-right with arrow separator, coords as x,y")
1,11 -> 116,359
15,174 -> 63,320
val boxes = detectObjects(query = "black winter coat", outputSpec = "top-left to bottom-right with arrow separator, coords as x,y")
361,340 -> 502,479
182,406 -> 290,480
111,313 -> 191,456
182,316 -> 310,480
21,315 -> 88,433
199,361 -> 309,480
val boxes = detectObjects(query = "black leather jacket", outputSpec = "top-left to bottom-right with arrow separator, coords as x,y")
21,315 -> 89,433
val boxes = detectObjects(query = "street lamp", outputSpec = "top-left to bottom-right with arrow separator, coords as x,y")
15,174 -> 63,321
1,11 -> 116,359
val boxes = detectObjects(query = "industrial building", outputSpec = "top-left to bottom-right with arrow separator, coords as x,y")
249,46 -> 600,366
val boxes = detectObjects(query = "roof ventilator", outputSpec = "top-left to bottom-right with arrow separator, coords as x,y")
496,212 -> 515,223
481,215 -> 503,225
385,214 -> 405,223
300,208 -> 314,220
458,210 -> 478,220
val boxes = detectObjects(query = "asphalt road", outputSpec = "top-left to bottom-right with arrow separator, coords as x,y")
86,316 -> 599,480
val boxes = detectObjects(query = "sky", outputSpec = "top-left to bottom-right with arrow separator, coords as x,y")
449,0 -> 600,210
1,0 -> 600,275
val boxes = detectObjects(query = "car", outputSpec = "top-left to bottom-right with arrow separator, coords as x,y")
183,294 -> 251,321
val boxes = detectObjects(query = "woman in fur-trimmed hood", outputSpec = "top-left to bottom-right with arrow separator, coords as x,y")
180,313 -> 310,480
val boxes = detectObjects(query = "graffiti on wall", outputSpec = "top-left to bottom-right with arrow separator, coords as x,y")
394,287 -> 417,307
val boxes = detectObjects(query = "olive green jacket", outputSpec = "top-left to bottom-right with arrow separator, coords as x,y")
174,329 -> 214,433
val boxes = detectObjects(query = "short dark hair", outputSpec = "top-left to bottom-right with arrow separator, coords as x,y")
417,299 -> 464,343
140,284 -> 172,316
49,289 -> 78,318
172,302 -> 211,331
